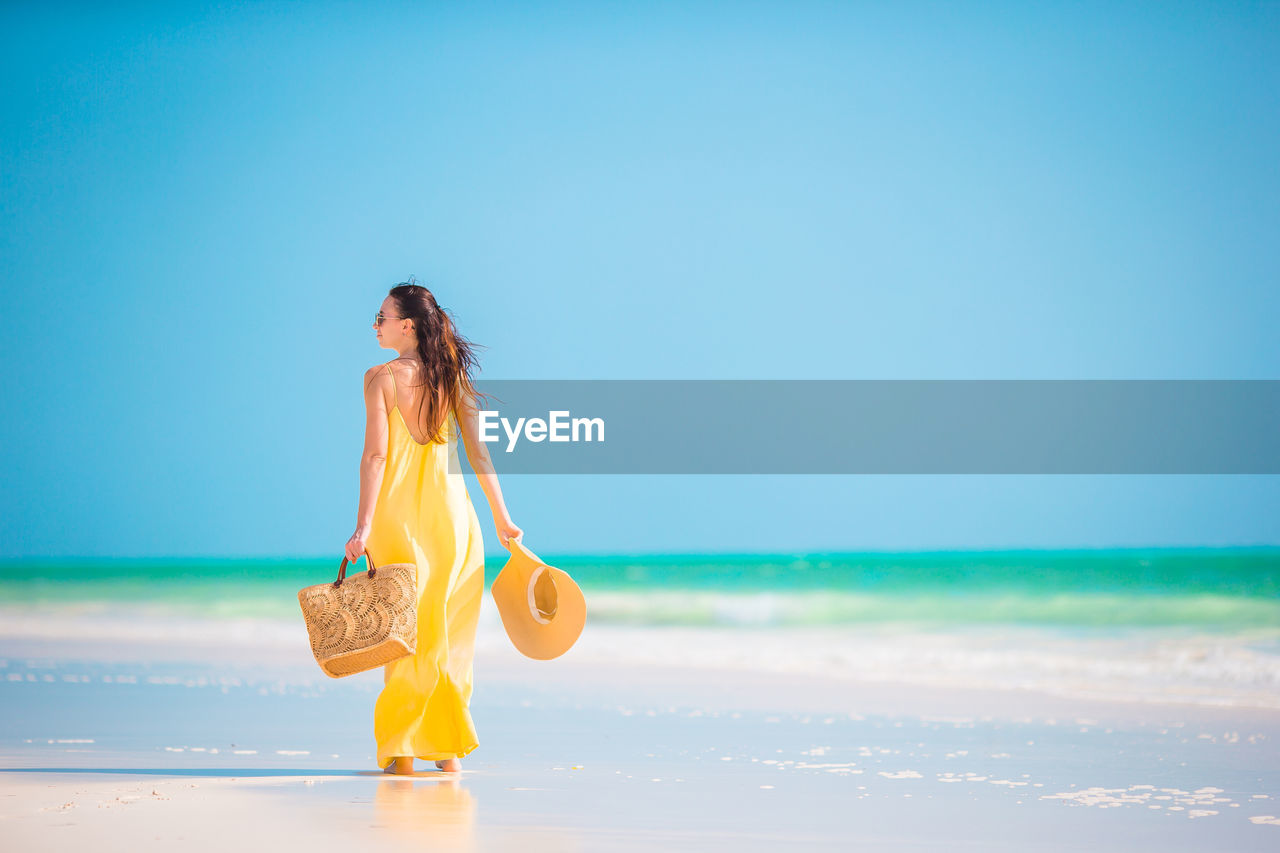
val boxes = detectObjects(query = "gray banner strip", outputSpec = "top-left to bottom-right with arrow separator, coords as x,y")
445,380 -> 1280,474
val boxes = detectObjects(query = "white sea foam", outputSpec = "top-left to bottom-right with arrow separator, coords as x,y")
543,621 -> 1280,709
1,602 -> 1278,710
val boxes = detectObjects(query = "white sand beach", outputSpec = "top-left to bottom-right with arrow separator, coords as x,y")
2,608 -> 1279,851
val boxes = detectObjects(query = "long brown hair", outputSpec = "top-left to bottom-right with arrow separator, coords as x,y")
384,279 -> 490,445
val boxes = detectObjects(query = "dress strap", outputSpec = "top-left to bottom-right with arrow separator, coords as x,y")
385,363 -> 398,404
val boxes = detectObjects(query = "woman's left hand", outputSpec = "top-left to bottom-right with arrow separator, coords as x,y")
345,526 -> 371,564
496,519 -> 524,550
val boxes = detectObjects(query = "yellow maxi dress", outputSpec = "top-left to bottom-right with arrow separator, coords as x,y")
366,363 -> 485,769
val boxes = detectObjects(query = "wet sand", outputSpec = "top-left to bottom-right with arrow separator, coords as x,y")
2,627 -> 1279,851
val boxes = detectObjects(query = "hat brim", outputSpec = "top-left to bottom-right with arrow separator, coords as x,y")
491,541 -> 586,660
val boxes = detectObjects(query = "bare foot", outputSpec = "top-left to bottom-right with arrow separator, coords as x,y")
434,757 -> 461,772
383,757 -> 414,775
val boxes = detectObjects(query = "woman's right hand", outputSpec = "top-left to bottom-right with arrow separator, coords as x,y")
345,525 -> 371,564
496,519 -> 523,550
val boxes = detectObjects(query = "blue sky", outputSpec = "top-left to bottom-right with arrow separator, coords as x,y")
1,1 -> 1277,557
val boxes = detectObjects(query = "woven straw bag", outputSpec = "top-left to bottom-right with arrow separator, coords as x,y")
297,552 -> 418,678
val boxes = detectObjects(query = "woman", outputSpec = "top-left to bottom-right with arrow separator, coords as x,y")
344,279 -> 523,775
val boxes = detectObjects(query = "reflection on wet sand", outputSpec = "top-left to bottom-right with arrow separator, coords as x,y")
374,776 -> 477,848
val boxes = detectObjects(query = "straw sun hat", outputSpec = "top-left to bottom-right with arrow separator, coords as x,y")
490,540 -> 586,660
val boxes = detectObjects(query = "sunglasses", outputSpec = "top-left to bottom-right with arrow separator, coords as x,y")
374,312 -> 406,326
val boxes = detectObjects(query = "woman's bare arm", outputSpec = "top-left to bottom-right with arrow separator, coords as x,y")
345,365 -> 390,561
456,385 -> 522,546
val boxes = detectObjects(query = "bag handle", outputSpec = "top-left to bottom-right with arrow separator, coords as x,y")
334,552 -> 379,587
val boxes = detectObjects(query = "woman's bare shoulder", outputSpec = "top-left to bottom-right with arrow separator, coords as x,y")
362,363 -> 395,392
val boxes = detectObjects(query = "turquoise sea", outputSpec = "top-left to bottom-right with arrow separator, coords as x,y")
2,547 -> 1277,709
2,547 -> 1276,629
